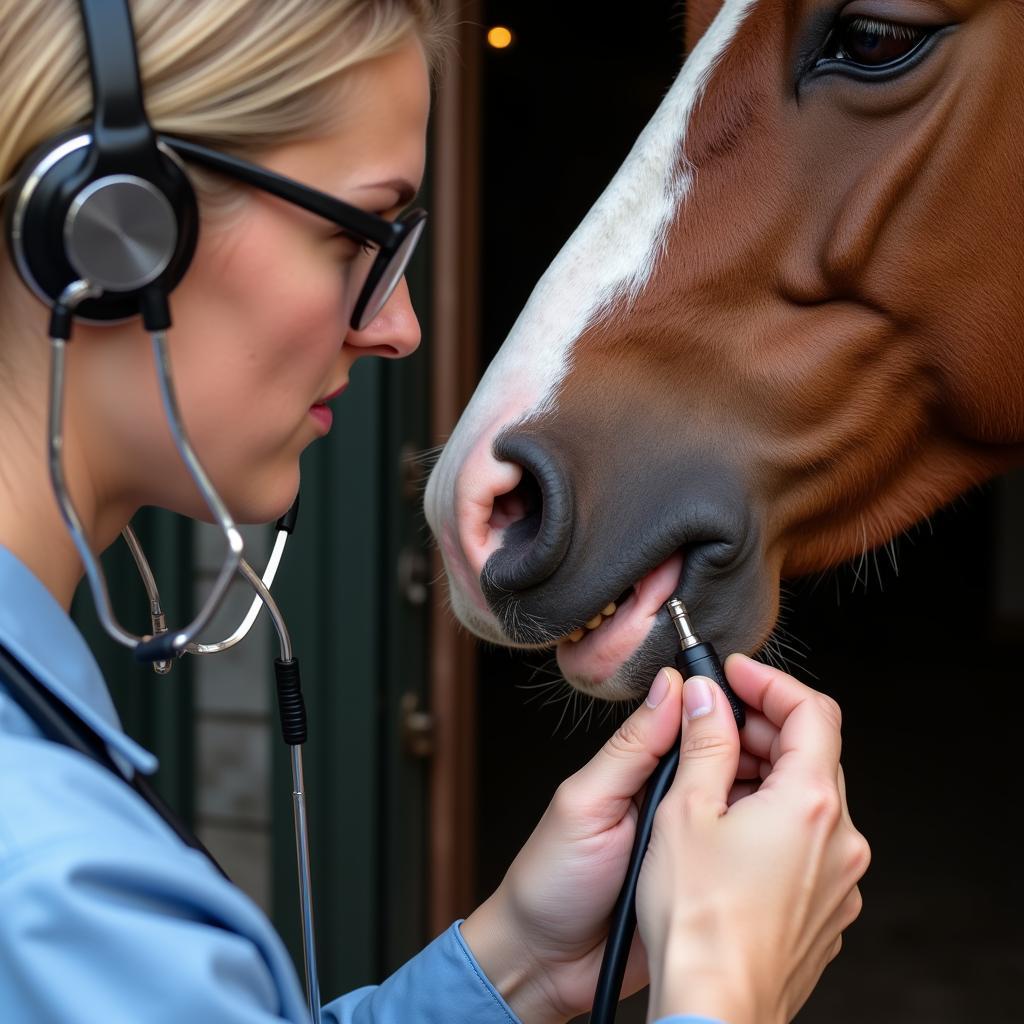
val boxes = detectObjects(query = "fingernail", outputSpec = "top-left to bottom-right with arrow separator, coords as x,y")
645,669 -> 671,709
683,676 -> 715,719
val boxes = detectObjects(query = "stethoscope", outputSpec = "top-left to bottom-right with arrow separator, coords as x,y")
46,281 -> 323,1024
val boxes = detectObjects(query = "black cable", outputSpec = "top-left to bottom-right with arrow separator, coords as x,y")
589,605 -> 744,1023
589,745 -> 680,1022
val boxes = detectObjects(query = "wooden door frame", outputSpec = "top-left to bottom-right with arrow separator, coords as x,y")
428,0 -> 483,934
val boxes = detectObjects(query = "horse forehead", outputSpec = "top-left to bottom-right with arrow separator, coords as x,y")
451,0 -> 761,454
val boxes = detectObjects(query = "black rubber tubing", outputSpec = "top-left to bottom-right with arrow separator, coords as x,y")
589,642 -> 745,1023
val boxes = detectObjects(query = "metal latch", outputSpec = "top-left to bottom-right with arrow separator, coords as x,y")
397,546 -> 429,606
400,692 -> 434,758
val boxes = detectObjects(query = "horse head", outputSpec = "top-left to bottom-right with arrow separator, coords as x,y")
425,0 -> 1024,700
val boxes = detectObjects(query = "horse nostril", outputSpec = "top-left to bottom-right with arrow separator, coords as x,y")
484,432 -> 574,596
489,467 -> 543,533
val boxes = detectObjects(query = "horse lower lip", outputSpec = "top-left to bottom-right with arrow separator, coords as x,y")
555,550 -> 684,685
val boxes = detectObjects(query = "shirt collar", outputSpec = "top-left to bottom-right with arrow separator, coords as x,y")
0,545 -> 158,775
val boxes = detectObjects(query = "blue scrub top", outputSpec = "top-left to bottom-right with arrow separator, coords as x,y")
0,545 -> 720,1024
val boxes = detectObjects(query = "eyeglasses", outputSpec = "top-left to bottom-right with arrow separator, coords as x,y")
161,135 -> 427,331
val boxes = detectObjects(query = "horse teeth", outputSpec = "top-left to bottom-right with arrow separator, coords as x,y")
585,615 -> 603,630
602,603 -> 617,616
568,628 -> 585,643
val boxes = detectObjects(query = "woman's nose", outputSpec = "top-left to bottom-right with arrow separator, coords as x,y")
346,277 -> 421,359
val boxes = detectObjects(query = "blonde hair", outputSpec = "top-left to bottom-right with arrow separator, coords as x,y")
0,0 -> 450,203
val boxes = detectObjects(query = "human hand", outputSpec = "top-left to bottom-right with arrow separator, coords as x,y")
637,654 -> 870,1024
461,669 -> 692,1024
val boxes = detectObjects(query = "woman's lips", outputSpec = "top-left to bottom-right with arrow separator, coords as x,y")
554,550 -> 685,693
309,404 -> 333,432
309,382 -> 348,433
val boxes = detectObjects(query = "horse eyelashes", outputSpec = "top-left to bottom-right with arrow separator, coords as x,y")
833,16 -> 928,68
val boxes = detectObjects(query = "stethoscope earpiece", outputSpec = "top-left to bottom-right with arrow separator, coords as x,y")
6,129 -> 198,325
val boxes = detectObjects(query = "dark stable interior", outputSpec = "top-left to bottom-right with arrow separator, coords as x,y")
474,4 -> 1024,1021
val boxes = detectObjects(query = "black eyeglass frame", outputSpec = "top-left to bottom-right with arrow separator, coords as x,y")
161,135 -> 427,330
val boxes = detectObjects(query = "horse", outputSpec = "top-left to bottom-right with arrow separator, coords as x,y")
424,0 -> 1024,701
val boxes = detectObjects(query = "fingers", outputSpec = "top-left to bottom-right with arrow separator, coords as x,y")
666,674 -> 742,814
619,930 -> 652,1000
727,779 -> 760,806
725,654 -> 837,734
736,708 -> 776,760
724,653 -> 843,788
837,763 -> 853,828
736,750 -> 762,779
815,884 -> 864,967
562,668 -> 683,820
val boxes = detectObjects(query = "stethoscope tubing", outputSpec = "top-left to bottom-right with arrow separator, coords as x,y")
47,280 -> 244,664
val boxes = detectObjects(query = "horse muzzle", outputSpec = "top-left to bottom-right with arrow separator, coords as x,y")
433,418 -> 778,700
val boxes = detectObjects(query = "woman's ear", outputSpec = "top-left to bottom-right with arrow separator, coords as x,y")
686,0 -> 728,54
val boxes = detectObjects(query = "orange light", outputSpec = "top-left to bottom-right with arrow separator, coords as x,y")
487,26 -> 513,49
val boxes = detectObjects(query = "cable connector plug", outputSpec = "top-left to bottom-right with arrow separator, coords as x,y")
667,599 -> 745,728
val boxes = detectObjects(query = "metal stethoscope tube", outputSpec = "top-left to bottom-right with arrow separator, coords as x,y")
236,558 -> 321,1024
123,502 -> 320,1024
47,281 -> 244,665
121,508 -> 294,672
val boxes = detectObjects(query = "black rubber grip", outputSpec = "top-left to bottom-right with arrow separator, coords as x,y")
49,303 -> 73,341
674,641 -> 746,729
274,657 -> 307,745
140,287 -> 171,331
275,492 -> 300,534
134,631 -> 180,663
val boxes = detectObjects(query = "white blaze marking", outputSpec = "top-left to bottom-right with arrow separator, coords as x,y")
426,0 -> 758,625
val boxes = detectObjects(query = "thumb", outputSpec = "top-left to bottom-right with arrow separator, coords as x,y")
565,668 -> 684,819
669,675 -> 741,811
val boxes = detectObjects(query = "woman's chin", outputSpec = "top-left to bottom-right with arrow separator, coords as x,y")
234,483 -> 300,526
171,469 -> 300,528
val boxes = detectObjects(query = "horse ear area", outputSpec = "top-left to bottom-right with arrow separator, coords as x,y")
686,0 -> 728,53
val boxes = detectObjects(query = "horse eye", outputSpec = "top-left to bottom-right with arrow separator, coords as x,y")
826,16 -> 929,68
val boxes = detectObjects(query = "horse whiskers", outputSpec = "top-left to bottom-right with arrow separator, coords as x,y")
413,518 -> 441,546
404,443 -> 448,469
757,595 -> 817,680
765,635 -> 817,679
884,536 -> 901,576
519,678 -> 569,707
772,626 -> 811,659
521,656 -> 564,683
563,690 -> 590,739
518,678 -> 564,695
517,656 -> 630,738
518,661 -> 566,696
489,586 -> 563,647
851,514 -> 870,594
552,687 -> 578,736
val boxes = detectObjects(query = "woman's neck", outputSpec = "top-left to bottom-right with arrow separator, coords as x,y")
0,288 -> 138,610
0,395 -> 132,612
0,499 -> 85,611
